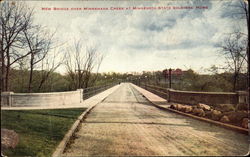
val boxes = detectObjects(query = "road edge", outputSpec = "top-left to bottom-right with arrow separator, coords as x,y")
52,104 -> 96,157
52,85 -> 119,157
132,84 -> 249,135
152,103 -> 248,135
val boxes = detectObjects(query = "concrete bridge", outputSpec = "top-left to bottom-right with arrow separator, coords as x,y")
59,83 -> 248,156
1,83 -> 249,156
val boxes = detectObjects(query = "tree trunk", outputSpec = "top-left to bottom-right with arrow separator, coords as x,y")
0,44 -> 4,106
84,72 -> 91,88
233,73 -> 238,92
28,53 -> 34,92
1,51 -> 5,92
247,45 -> 249,94
1,30 -> 5,92
5,49 -> 10,91
38,71 -> 50,91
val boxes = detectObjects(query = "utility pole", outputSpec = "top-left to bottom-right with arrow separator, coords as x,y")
169,68 -> 172,89
163,69 -> 168,88
145,75 -> 148,89
104,75 -> 107,88
165,70 -> 168,87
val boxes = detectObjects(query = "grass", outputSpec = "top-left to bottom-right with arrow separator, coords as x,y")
1,108 -> 87,157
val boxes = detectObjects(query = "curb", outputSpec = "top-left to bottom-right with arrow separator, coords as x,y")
52,104 -> 97,157
132,85 -> 249,135
52,85 -> 119,157
151,103 -> 249,135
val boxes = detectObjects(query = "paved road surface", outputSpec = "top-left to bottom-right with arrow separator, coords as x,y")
63,83 -> 249,156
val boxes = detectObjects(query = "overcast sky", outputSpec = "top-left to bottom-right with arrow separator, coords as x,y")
26,0 -> 247,74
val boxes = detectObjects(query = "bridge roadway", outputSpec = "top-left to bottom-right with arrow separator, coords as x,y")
63,83 -> 249,156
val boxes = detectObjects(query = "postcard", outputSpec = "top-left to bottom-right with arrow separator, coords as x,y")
1,0 -> 249,156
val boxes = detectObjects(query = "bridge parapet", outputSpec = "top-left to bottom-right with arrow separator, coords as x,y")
138,83 -> 248,106
237,91 -> 249,104
0,90 -> 82,107
0,83 -> 118,107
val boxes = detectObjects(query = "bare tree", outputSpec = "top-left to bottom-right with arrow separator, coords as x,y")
83,46 -> 104,88
15,57 -> 29,92
65,39 -> 103,89
239,0 -> 249,93
229,0 -> 249,92
219,31 -> 247,91
37,49 -> 64,91
23,25 -> 55,92
65,41 -> 82,89
88,52 -> 104,87
0,2 -> 34,91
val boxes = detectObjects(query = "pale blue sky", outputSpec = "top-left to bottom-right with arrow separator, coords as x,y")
26,0 -> 247,73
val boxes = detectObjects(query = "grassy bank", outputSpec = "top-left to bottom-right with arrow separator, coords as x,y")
1,108 -> 86,157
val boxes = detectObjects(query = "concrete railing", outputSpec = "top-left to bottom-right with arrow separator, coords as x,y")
1,89 -> 83,107
138,84 -> 248,105
168,89 -> 238,105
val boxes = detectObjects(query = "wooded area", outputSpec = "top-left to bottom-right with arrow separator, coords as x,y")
0,2 -> 103,93
0,1 -> 249,93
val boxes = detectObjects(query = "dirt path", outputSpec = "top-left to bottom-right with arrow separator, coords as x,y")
63,83 -> 249,156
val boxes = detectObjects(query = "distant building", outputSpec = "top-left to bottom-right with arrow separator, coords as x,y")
162,68 -> 186,77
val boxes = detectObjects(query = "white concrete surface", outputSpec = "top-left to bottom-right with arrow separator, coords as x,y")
1,90 -> 83,107
1,85 -> 120,110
